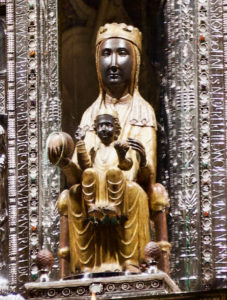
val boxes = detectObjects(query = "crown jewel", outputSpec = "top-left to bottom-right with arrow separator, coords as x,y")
96,23 -> 142,52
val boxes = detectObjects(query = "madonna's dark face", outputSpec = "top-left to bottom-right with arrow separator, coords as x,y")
98,38 -> 133,98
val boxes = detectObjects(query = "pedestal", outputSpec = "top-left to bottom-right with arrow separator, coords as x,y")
25,272 -> 180,300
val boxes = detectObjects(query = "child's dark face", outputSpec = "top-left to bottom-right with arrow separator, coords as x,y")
96,114 -> 115,145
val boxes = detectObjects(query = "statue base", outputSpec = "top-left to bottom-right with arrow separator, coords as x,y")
25,271 -> 180,299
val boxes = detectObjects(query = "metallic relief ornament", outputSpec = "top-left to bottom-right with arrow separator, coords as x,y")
39,0 -> 61,279
15,0 -> 30,293
197,0 -> 214,289
27,0 -> 39,282
6,0 -> 17,293
165,0 -> 200,291
223,0 -> 227,287
6,0 -> 60,291
0,15 -> 6,114
0,79 -> 5,114
0,119 -> 8,294
25,273 -> 180,299
209,0 -> 227,287
0,2 -> 8,292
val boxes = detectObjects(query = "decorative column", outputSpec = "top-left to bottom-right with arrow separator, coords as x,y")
165,0 -> 201,291
39,0 -> 61,279
0,0 -> 8,295
165,0 -> 227,291
6,0 -> 61,293
209,0 -> 227,288
7,0 -> 18,293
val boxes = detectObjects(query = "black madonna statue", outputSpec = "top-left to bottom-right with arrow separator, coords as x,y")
47,23 -> 170,278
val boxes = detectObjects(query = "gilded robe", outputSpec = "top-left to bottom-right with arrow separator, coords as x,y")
66,90 -> 157,273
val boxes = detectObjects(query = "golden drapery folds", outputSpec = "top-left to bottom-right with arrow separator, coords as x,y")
58,23 -> 158,274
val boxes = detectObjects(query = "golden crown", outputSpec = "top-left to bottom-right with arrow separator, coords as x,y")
96,23 -> 142,52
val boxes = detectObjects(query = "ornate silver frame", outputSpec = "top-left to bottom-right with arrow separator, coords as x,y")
1,0 -> 227,295
165,0 -> 227,291
5,0 -> 61,294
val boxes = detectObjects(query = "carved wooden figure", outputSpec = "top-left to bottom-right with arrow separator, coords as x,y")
47,23 -> 170,277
